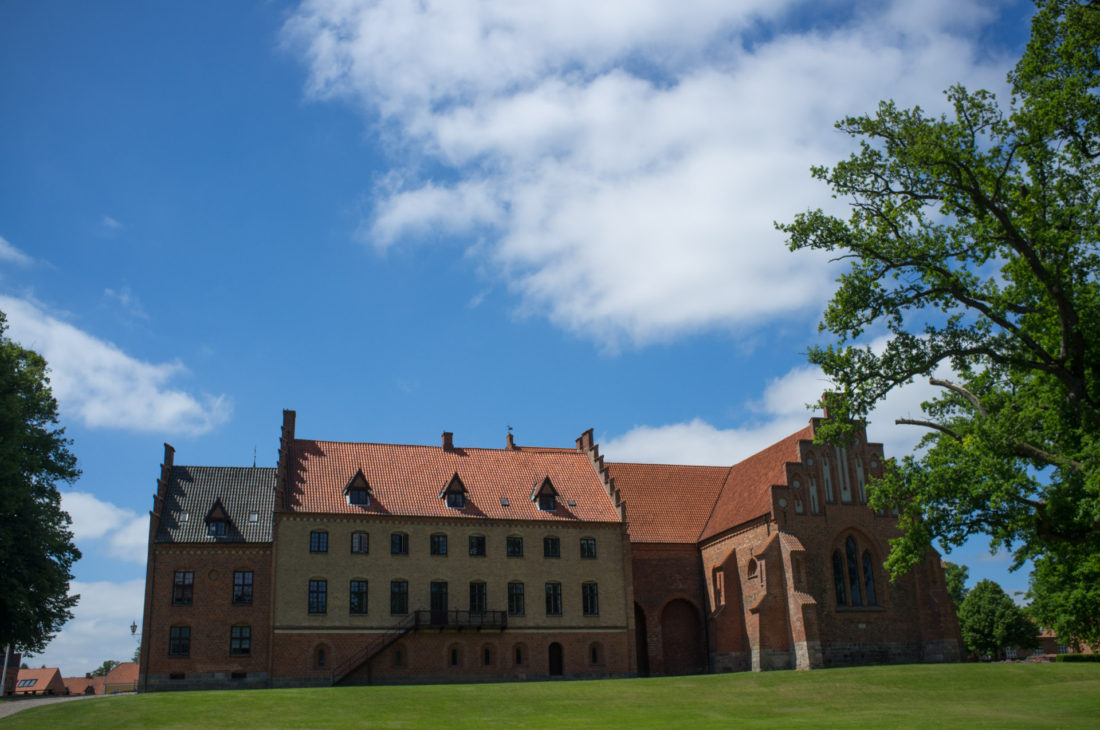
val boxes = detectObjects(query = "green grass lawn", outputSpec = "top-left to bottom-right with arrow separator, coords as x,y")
4,663 -> 1098,729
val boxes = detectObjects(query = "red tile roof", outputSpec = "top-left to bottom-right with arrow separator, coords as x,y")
14,667 -> 63,695
606,463 -> 730,543
105,662 -> 138,686
699,425 -> 812,541
62,676 -> 104,695
287,440 -> 622,523
607,424 -> 814,544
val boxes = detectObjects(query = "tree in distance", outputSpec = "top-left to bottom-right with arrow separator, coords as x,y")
958,579 -> 1039,660
91,659 -> 120,677
0,310 -> 81,654
779,0 -> 1099,645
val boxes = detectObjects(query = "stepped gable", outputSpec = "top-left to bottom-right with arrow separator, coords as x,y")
286,438 -> 622,522
699,424 -> 813,542
155,466 -> 277,543
604,462 -> 731,543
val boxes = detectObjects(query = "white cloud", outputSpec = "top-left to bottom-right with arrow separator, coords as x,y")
284,0 -> 1017,345
100,215 -> 125,235
0,234 -> 33,266
24,579 -> 145,675
104,286 -> 149,320
602,354 -> 948,465
0,294 -> 231,435
62,491 -> 148,564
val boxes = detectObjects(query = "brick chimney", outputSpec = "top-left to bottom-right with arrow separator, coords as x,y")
506,432 -> 516,450
442,431 -> 454,451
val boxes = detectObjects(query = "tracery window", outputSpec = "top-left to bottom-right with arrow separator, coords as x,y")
833,535 -> 879,608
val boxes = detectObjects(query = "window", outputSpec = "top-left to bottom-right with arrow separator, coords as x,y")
1005,646 -> 1018,659
506,536 -> 523,557
446,492 -> 466,509
469,535 -> 486,557
855,458 -> 867,503
351,531 -> 369,554
580,537 -> 597,559
822,455 -> 834,501
315,646 -> 326,668
391,532 -> 409,555
391,580 -> 408,615
468,581 -> 487,615
508,582 -> 525,616
17,678 -> 37,687
483,646 -> 493,666
441,472 -> 468,509
172,571 -> 194,605
310,531 -> 328,553
545,582 -> 562,616
232,571 -> 253,605
846,537 -> 864,606
590,643 -> 601,665
350,580 -> 368,614
832,551 -> 847,606
809,478 -> 820,514
514,644 -> 525,665
230,626 -> 251,656
1058,645 -> 1069,654
538,493 -> 556,511
543,536 -> 560,558
308,579 -> 327,614
169,626 -> 190,656
430,533 -> 448,556
862,551 -> 877,606
450,647 -> 460,666
834,536 -> 879,608
348,487 -> 370,506
582,583 -> 599,616
208,520 -> 228,537
531,476 -> 558,511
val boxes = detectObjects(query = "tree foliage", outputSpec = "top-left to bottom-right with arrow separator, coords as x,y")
958,580 -> 1039,659
944,561 -> 970,607
780,0 -> 1099,645
91,659 -> 120,677
0,311 -> 81,653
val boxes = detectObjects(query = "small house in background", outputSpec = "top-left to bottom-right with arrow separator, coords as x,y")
63,674 -> 105,696
104,661 -> 139,693
13,667 -> 66,696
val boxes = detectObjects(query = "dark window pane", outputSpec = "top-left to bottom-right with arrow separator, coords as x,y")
862,551 -> 877,606
832,551 -> 847,606
543,536 -> 560,558
846,537 -> 863,606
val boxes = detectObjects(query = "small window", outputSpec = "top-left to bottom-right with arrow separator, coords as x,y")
230,626 -> 251,656
391,580 -> 409,615
350,580 -> 368,614
172,571 -> 194,605
316,646 -> 326,669
538,493 -> 556,511
310,531 -> 328,553
231,672 -> 247,680
348,488 -> 370,506
446,492 -> 466,509
169,626 -> 190,656
483,646 -> 492,666
543,536 -> 560,558
469,535 -> 486,557
508,582 -> 525,616
514,645 -> 525,665
590,643 -> 601,665
391,532 -> 409,555
308,579 -> 327,614
506,536 -> 523,558
351,531 -> 369,554
17,678 -> 37,687
545,582 -> 563,616
208,520 -> 228,537
232,571 -> 253,605
450,647 -> 459,666
248,512 -> 259,522
394,648 -> 405,667
582,582 -> 599,616
430,533 -> 448,556
469,581 -> 487,615
580,537 -> 597,559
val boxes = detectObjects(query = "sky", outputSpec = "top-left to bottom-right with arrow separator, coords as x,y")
1,0 -> 1035,673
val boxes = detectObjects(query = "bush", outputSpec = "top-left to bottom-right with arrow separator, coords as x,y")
1054,654 -> 1100,663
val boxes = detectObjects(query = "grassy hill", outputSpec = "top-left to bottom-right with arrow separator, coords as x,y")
4,663 -> 1098,728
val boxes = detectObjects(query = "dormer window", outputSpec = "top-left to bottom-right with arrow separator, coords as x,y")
344,468 -> 372,507
204,498 -> 232,539
440,472 -> 468,510
530,476 -> 558,512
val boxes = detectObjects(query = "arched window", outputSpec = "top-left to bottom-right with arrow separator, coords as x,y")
862,550 -> 877,606
831,551 -> 847,606
314,645 -> 327,669
845,536 -> 863,606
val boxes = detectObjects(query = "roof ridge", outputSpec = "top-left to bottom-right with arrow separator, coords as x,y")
607,460 -> 733,469
696,463 -> 736,543
294,438 -> 578,453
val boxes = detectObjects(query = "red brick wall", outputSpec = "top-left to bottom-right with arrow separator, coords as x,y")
630,543 -> 709,675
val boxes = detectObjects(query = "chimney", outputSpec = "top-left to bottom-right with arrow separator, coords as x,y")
85,673 -> 91,679
506,432 -> 516,450
163,443 -> 175,469
282,409 -> 296,441
442,431 -> 454,451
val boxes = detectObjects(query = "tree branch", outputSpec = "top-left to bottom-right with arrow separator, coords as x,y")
895,418 -> 962,440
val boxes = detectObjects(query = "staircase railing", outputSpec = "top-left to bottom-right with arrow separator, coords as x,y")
330,613 -> 418,685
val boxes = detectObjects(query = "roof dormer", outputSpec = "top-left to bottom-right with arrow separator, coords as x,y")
440,472 -> 467,510
205,497 -> 232,538
344,468 -> 372,506
530,476 -> 558,511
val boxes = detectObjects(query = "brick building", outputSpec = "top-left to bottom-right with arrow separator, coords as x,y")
140,409 -> 960,690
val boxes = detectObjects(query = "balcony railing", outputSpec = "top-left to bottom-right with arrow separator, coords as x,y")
416,609 -> 507,630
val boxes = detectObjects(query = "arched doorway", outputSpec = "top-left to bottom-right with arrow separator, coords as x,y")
634,603 -> 650,676
548,642 -> 564,676
661,599 -> 705,675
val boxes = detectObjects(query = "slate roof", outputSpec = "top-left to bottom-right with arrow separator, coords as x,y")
608,424 -> 814,544
156,466 -> 276,543
286,440 -> 622,523
605,463 -> 730,543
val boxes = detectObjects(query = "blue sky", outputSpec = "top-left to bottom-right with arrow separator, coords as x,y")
1,0 -> 1033,672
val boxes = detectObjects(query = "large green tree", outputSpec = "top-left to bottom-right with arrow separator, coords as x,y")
944,561 -> 970,608
0,311 -> 81,654
780,0 -> 1099,645
958,580 -> 1040,660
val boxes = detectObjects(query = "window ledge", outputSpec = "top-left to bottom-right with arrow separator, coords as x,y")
836,605 -> 886,612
